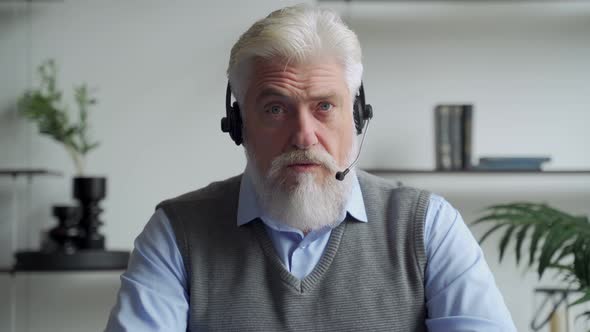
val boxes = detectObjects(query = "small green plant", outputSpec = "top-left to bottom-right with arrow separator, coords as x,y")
474,202 -> 590,322
18,59 -> 99,175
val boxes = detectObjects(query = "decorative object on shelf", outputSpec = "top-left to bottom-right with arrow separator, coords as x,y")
45,205 -> 82,254
12,59 -> 128,271
18,59 -> 109,246
473,203 -> 590,328
74,176 -> 106,249
434,104 -> 473,171
13,181 -> 128,271
18,59 -> 99,175
472,156 -> 552,171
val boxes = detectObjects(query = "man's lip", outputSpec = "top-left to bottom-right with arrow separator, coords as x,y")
288,163 -> 319,167
286,163 -> 321,171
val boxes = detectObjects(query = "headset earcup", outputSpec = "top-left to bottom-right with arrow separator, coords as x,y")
223,83 -> 243,145
353,97 -> 364,135
231,102 -> 243,145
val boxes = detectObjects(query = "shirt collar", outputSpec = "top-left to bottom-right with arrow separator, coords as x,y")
237,170 -> 368,227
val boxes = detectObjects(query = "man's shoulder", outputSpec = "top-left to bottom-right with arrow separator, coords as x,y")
156,173 -> 243,211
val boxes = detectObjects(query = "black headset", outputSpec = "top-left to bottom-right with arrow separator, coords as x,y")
221,82 -> 373,146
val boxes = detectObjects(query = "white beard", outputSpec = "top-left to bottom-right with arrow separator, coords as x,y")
245,142 -> 357,233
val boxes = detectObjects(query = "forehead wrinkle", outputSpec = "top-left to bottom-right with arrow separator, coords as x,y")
248,58 -> 348,104
254,67 -> 343,90
254,58 -> 342,82
252,78 -> 305,102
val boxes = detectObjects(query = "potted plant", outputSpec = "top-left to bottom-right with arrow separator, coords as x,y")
474,202 -> 590,325
19,59 -> 106,250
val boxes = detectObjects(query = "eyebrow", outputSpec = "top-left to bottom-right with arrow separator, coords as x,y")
255,88 -> 340,104
255,88 -> 289,104
308,93 -> 338,101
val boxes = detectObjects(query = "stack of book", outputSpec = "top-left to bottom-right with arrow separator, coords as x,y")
472,156 -> 552,171
435,104 -> 473,171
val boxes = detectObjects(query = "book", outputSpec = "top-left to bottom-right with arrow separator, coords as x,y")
473,156 -> 552,170
435,106 -> 453,170
462,106 -> 473,170
449,107 -> 463,170
435,104 -> 473,170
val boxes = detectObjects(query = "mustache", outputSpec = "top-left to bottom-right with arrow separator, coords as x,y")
270,148 -> 340,173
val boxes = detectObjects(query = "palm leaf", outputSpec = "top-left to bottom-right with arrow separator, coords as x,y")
555,243 -> 575,262
575,311 -> 590,325
529,222 -> 549,267
574,239 -> 590,287
499,225 -> 517,262
478,222 -> 511,245
514,224 -> 531,264
473,202 -> 590,316
538,227 -> 577,277
571,290 -> 590,307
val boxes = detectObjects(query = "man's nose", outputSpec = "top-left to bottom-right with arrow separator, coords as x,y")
290,109 -> 318,150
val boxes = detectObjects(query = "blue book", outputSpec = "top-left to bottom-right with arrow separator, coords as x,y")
475,156 -> 551,170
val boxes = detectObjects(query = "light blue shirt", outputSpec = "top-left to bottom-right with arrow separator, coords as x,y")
106,173 -> 516,331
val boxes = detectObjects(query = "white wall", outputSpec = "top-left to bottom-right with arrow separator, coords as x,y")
1,1 -> 589,331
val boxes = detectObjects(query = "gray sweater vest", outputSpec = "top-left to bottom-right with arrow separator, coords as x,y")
157,170 -> 430,332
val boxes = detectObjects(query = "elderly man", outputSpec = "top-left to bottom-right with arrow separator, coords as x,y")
106,5 -> 516,331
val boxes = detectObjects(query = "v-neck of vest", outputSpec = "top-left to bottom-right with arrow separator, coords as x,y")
251,217 -> 349,294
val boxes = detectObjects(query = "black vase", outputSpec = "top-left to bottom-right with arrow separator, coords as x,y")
73,177 -> 106,250
48,205 -> 82,253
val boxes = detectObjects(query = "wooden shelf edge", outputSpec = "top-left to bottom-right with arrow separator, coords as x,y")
363,168 -> 590,175
0,168 -> 62,177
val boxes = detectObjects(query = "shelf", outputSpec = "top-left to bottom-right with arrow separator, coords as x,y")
364,168 -> 590,175
0,168 -> 62,178
2,250 -> 131,272
0,0 -> 63,3
317,0 -> 579,2
14,250 -> 130,271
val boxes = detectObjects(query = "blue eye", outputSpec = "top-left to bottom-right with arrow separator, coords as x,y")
319,102 -> 333,111
267,105 -> 284,115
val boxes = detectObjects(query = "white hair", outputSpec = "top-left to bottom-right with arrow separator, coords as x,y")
227,4 -> 363,108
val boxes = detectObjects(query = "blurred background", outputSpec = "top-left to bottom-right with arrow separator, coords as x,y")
1,0 -> 589,331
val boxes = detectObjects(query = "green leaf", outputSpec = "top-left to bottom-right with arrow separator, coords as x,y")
484,202 -> 535,211
538,227 -> 576,277
555,243 -> 575,262
574,310 -> 590,324
18,59 -> 100,173
478,223 -> 510,245
570,289 -> 590,307
573,240 -> 590,287
499,225 -> 517,263
82,142 -> 100,153
475,201 -> 590,311
529,222 -> 548,267
514,224 -> 531,264
548,264 -> 575,273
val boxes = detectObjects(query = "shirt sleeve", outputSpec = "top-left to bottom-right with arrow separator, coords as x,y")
423,194 -> 517,332
105,208 -> 189,331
